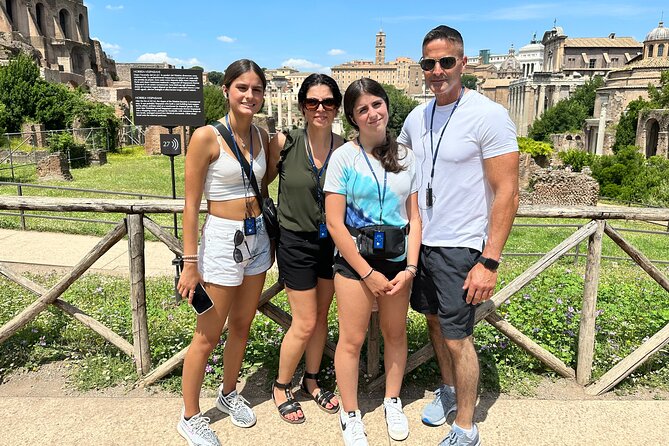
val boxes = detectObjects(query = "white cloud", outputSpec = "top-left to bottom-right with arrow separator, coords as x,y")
217,35 -> 236,43
93,37 -> 121,55
137,52 -> 201,67
105,4 -> 124,10
281,58 -> 330,73
328,49 -> 345,56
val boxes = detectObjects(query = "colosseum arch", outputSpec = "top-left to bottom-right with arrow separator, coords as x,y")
35,2 -> 46,36
77,12 -> 87,41
58,8 -> 71,39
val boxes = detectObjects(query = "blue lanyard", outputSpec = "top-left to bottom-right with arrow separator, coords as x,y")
428,87 -> 464,184
358,139 -> 387,224
305,129 -> 334,214
225,114 -> 253,189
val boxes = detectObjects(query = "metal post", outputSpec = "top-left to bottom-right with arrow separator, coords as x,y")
167,127 -> 179,238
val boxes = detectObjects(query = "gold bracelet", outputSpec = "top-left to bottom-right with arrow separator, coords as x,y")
182,259 -> 198,264
182,254 -> 198,259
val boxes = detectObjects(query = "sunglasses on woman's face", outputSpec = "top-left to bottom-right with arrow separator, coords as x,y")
304,97 -> 337,111
419,56 -> 458,71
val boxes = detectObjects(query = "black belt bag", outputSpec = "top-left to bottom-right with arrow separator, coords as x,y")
347,225 -> 407,260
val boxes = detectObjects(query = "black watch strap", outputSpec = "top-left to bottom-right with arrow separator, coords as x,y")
478,256 -> 499,271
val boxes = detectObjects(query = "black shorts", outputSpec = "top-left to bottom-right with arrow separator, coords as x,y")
333,254 -> 407,281
411,245 -> 481,340
277,227 -> 335,290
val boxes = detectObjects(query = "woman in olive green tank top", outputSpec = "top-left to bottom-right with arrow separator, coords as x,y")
267,74 -> 345,424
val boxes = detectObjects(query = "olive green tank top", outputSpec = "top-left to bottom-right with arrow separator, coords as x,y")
277,129 -> 330,232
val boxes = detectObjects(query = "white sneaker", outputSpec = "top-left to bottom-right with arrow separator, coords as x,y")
215,385 -> 257,428
176,409 -> 221,446
339,409 -> 369,446
383,397 -> 409,441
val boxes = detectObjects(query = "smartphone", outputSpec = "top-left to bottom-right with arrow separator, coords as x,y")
177,259 -> 214,315
191,282 -> 214,315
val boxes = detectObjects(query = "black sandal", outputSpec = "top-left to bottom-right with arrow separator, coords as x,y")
301,372 -> 340,414
272,380 -> 305,424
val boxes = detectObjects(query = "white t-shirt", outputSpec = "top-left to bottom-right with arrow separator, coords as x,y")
397,90 -> 518,250
324,141 -> 418,229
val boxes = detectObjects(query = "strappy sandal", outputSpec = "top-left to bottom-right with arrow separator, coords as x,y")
272,380 -> 305,424
300,371 -> 340,414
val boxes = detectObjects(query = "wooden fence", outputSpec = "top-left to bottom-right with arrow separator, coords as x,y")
0,196 -> 668,395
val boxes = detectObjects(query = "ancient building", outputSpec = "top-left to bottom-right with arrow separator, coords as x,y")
0,0 -> 116,89
331,30 -> 424,96
480,46 -> 523,106
509,25 -> 642,137
587,21 -> 669,157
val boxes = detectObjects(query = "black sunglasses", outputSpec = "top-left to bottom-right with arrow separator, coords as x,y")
419,56 -> 458,71
304,97 -> 338,111
233,229 -> 250,264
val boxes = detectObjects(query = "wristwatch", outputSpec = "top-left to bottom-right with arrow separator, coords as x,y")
477,256 -> 500,271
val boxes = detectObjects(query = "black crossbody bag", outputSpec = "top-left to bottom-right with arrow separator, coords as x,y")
211,122 -> 279,240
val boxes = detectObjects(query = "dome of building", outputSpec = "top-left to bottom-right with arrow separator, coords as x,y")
645,21 -> 669,42
519,33 -> 544,54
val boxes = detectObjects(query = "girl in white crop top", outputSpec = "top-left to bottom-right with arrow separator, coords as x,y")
176,59 -> 271,445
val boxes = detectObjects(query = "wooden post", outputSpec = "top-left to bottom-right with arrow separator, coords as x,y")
0,263 -> 134,356
577,219 -> 604,385
476,220 -> 598,323
137,281 -> 285,387
604,223 -> 669,293
127,214 -> 151,375
586,321 -> 669,395
366,311 -> 381,379
0,221 -> 126,344
486,312 -> 575,378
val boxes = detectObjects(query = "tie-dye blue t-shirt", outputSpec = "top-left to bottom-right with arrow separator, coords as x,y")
323,141 -> 417,229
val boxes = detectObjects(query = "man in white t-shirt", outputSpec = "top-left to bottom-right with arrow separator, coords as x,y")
397,25 -> 519,446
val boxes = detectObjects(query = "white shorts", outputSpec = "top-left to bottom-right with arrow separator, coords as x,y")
198,214 -> 272,287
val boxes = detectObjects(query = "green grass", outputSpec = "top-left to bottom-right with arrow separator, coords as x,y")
0,146 -> 280,236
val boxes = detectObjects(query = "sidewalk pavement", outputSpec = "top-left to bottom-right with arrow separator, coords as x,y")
0,227 -> 176,276
1,228 -> 669,445
2,394 -> 668,445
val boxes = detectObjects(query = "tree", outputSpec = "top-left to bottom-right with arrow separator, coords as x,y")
528,76 -> 603,142
648,70 -> 669,108
461,74 -> 477,90
381,84 -> 419,137
0,52 -> 40,131
208,70 -> 225,86
203,84 -> 228,123
32,81 -> 80,130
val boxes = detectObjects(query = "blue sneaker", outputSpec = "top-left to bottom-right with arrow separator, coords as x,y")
439,423 -> 481,446
422,385 -> 457,426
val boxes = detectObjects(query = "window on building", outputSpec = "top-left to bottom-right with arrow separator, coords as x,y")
611,57 -> 619,64
659,44 -> 665,57
589,59 -> 596,69
648,45 -> 654,57
6,0 -> 14,24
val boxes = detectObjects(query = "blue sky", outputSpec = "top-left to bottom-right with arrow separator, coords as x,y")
86,1 -> 666,73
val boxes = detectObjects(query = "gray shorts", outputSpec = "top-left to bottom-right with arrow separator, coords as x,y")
410,245 -> 481,340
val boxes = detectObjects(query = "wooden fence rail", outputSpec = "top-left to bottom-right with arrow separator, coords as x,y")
0,197 -> 668,395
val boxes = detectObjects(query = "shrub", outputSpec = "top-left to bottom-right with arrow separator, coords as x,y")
48,133 -> 87,168
517,137 -> 553,157
558,149 -> 596,172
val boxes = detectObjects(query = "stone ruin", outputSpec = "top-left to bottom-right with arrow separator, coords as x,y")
36,152 -> 72,181
518,153 -> 599,206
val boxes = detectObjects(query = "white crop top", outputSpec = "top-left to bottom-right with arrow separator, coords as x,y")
203,124 -> 266,201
